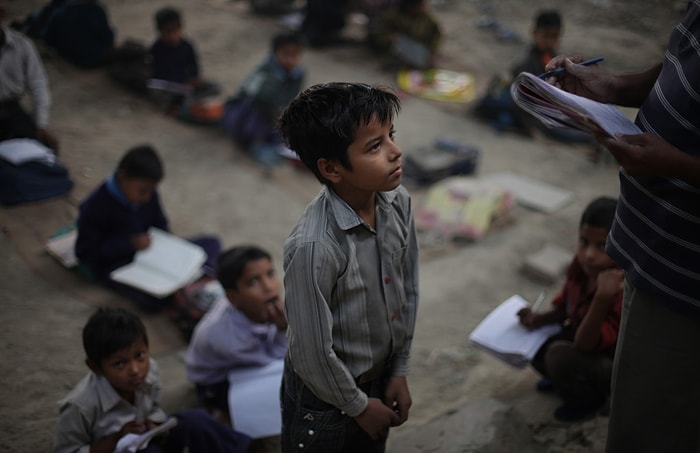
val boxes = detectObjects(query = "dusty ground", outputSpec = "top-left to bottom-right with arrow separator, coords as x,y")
0,0 -> 683,452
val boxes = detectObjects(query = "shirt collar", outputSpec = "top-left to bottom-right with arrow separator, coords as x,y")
325,186 -> 398,231
94,366 -> 157,412
106,173 -> 138,209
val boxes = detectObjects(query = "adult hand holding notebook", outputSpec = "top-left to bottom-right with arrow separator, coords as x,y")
510,71 -> 641,138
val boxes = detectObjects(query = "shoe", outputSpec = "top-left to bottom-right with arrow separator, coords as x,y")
553,401 -> 603,422
535,377 -> 555,393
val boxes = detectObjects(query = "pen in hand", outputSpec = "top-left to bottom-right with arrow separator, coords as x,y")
538,57 -> 604,79
531,291 -> 547,313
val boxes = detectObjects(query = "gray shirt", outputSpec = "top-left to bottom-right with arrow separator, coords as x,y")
53,359 -> 168,453
0,27 -> 51,127
283,185 -> 419,417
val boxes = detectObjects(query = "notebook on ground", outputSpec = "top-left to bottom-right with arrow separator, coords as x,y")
469,294 -> 561,368
109,228 -> 206,298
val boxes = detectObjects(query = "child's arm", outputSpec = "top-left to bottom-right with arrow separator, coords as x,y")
574,268 -> 625,352
283,242 -> 370,418
517,304 -> 566,330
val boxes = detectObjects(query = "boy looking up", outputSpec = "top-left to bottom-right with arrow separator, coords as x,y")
53,307 -> 250,453
185,245 -> 287,416
518,197 -> 624,422
511,10 -> 561,77
277,82 -> 419,452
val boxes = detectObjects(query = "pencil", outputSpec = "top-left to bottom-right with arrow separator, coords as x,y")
531,291 -> 546,313
538,57 -> 605,79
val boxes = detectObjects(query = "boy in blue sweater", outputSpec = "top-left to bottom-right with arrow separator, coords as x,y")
75,145 -> 220,310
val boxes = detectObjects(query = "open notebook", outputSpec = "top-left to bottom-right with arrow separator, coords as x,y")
469,294 -> 561,368
109,228 -> 206,298
510,72 -> 641,138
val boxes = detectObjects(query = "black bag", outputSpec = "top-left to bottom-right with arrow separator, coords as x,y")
164,275 -> 219,341
403,139 -> 480,186
0,159 -> 73,205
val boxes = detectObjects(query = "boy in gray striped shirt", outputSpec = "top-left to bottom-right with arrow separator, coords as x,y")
277,82 -> 419,452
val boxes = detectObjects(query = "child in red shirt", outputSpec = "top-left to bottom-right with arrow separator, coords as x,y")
518,197 -> 624,422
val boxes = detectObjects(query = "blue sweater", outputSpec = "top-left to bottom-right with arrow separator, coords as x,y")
75,182 -> 168,280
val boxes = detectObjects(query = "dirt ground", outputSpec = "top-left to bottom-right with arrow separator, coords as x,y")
0,0 -> 684,452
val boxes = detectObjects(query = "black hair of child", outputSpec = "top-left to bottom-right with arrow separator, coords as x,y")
535,10 -> 562,30
278,82 -> 401,186
580,196 -> 617,230
117,145 -> 164,182
216,246 -> 272,290
82,307 -> 149,365
272,32 -> 303,53
399,0 -> 425,13
155,6 -> 181,31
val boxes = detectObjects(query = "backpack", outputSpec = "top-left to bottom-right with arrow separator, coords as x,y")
164,275 -> 221,341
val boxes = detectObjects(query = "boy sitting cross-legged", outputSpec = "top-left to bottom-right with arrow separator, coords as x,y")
278,82 -> 419,452
53,307 -> 251,453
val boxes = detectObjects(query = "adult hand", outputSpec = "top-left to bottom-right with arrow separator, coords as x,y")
384,376 -> 412,426
354,397 -> 400,440
545,56 -> 617,104
600,133 -> 687,178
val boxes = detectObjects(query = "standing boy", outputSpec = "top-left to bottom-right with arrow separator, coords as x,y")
518,197 -> 624,422
53,307 -> 251,453
185,245 -> 287,417
277,82 -> 419,452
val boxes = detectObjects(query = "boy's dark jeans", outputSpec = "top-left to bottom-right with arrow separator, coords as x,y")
280,363 -> 388,453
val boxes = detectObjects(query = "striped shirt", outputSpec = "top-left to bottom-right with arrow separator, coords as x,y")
606,0 -> 700,312
283,185 -> 419,417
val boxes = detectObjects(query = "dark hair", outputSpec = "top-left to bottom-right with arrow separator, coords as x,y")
155,7 -> 181,30
535,10 -> 561,30
272,32 -> 303,53
399,0 -> 424,13
580,196 -> 617,230
83,307 -> 148,365
117,145 -> 164,181
217,246 -> 272,290
278,82 -> 401,185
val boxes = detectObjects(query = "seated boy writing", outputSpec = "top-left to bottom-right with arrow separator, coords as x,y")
53,307 -> 251,453
75,145 -> 220,311
185,245 -> 287,417
277,82 -> 419,452
517,196 -> 624,422
149,7 -> 219,109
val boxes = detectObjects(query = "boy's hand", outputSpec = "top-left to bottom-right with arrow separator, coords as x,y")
267,299 -> 287,330
131,233 -> 151,251
595,268 -> 624,302
119,420 -> 147,436
384,376 -> 412,426
517,307 -> 541,330
354,398 -> 400,440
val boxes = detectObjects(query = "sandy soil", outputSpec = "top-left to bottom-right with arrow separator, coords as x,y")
0,0 -> 684,451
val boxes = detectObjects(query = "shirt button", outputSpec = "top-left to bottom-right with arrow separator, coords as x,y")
308,430 -> 314,435
340,411 -> 345,415
384,276 -> 391,284
298,443 -> 304,448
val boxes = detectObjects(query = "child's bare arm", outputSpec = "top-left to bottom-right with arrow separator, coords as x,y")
353,398 -> 400,440
517,305 -> 565,330
574,268 -> 625,352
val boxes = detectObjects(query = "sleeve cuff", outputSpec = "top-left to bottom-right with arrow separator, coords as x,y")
339,390 -> 368,418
